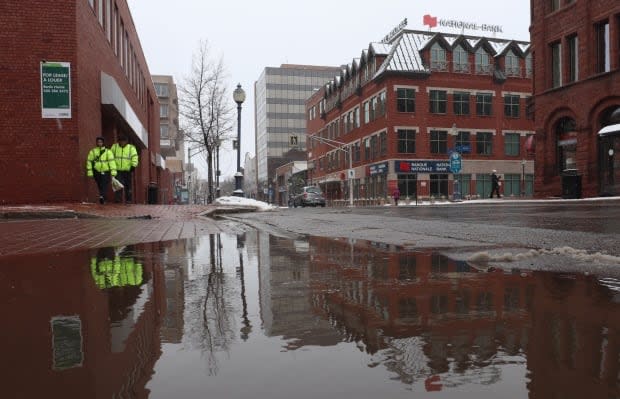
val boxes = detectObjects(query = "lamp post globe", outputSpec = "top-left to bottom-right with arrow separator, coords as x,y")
233,83 -> 245,197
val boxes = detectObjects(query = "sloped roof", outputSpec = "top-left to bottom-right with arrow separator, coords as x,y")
369,42 -> 392,55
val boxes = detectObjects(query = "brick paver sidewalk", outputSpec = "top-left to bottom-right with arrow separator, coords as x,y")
0,203 -> 246,257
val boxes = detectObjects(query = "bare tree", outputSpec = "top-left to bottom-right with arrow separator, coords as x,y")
179,41 -> 234,203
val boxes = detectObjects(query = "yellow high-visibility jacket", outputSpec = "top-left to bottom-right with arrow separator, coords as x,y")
86,147 -> 117,177
110,143 -> 139,172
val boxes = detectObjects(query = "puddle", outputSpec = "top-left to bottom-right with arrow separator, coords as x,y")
1,232 -> 619,398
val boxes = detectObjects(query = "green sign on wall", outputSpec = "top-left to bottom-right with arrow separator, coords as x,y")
41,62 -> 71,118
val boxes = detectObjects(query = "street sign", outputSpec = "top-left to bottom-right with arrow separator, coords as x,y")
347,169 -> 355,178
449,152 -> 462,173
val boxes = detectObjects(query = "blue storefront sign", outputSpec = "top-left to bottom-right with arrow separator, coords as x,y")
395,160 -> 451,173
368,161 -> 389,175
455,144 -> 471,153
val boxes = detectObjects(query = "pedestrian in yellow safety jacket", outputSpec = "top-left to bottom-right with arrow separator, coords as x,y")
110,135 -> 139,203
86,136 -> 117,204
90,247 -> 143,289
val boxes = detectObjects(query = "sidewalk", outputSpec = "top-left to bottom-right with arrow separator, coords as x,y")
0,202 -> 247,258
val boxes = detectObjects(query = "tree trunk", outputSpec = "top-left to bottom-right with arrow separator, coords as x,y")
207,149 -> 214,203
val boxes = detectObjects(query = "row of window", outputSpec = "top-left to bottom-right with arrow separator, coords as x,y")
87,0 -> 147,109
550,19 -> 613,89
314,130 -> 528,172
429,44 -> 533,78
311,89 -> 528,141
340,173 -> 534,200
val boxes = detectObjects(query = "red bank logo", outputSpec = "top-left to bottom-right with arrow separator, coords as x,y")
423,14 -> 438,28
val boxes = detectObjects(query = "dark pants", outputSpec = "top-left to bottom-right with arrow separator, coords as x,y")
93,172 -> 111,203
114,170 -> 133,203
490,184 -> 501,198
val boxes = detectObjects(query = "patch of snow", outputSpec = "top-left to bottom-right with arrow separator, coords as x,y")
468,247 -> 620,265
214,196 -> 275,211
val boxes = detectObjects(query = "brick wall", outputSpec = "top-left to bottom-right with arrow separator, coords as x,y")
0,0 -> 160,204
531,0 -> 620,197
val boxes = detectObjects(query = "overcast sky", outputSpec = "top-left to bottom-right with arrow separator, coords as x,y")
127,0 -> 530,179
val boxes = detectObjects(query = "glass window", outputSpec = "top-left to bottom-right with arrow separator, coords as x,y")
525,53 -> 533,77
504,95 -> 520,118
453,91 -> 470,115
567,35 -> 579,82
160,124 -> 169,138
430,174 -> 449,198
396,88 -> 415,112
475,48 -> 491,74
397,174 -> 417,198
380,131 -> 387,156
456,131 -> 471,153
503,174 -> 521,196
476,93 -> 493,116
505,50 -> 520,76
397,129 -> 416,153
453,45 -> 470,72
476,132 -> 493,155
455,174 -> 471,196
550,0 -> 560,12
505,133 -> 520,156
429,90 -> 447,114
431,43 -> 447,71
430,130 -> 448,154
160,104 -> 168,118
364,101 -> 370,124
556,117 -> 577,172
595,21 -> 610,73
476,174 -> 492,197
551,42 -> 562,87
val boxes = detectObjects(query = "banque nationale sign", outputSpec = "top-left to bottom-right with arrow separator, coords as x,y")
423,14 -> 503,34
41,61 -> 71,118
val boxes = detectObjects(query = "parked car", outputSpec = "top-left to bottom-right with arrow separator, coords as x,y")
292,186 -> 326,207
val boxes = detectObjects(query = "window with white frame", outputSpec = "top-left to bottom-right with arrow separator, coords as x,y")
160,104 -> 168,118
160,124 -> 169,138
453,92 -> 470,115
431,43 -> 447,71
504,95 -> 520,118
505,50 -> 520,76
475,47 -> 492,74
453,45 -> 470,72
430,130 -> 448,154
476,132 -> 493,155
525,53 -> 533,77
396,88 -> 415,112
476,93 -> 493,116
397,129 -> 416,153
429,90 -> 447,114
504,133 -> 520,156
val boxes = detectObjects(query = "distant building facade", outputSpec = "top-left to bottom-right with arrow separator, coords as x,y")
0,0 -> 173,204
530,0 -> 620,198
153,75 -> 185,203
306,29 -> 534,203
254,64 -> 340,201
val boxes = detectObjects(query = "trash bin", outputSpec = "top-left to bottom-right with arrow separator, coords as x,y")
147,182 -> 158,204
561,169 -> 582,199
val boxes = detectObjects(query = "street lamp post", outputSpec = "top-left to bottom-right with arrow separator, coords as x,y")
233,84 -> 246,197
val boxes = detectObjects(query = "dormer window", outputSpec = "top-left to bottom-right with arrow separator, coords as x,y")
453,45 -> 470,73
475,47 -> 492,74
430,43 -> 448,71
505,50 -> 521,77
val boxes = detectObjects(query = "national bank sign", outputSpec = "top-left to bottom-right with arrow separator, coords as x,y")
423,14 -> 503,34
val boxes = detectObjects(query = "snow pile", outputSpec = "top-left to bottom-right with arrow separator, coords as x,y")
214,196 -> 275,211
468,247 -> 620,265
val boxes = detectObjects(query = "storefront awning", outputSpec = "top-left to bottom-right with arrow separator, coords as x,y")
598,123 -> 620,137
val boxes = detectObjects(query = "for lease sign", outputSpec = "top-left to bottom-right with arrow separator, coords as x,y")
41,61 -> 71,118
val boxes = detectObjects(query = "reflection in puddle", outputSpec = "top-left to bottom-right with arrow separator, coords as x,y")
1,232 -> 620,398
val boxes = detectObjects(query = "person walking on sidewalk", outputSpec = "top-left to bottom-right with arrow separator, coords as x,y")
86,136 -> 117,204
393,187 -> 401,206
110,134 -> 139,203
490,170 -> 501,198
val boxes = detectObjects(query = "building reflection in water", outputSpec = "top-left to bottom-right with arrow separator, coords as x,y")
0,243 -> 166,398
304,236 -> 620,397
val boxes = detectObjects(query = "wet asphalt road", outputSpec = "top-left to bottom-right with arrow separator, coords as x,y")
230,198 -> 620,276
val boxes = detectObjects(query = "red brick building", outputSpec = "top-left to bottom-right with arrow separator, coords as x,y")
0,0 -> 172,205
306,29 -> 534,203
530,0 -> 620,198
